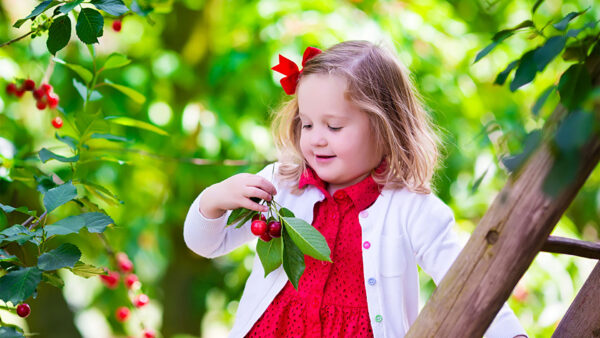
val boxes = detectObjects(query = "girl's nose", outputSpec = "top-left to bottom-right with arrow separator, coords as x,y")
310,133 -> 327,147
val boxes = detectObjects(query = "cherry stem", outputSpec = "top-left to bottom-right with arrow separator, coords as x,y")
0,31 -> 33,48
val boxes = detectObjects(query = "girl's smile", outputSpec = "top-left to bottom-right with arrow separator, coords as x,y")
297,74 -> 382,194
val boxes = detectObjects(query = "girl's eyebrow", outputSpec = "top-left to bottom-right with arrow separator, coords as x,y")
299,112 -> 348,120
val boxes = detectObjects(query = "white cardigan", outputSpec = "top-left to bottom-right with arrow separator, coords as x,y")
183,163 -> 526,338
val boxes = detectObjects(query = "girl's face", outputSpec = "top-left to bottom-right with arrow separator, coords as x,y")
297,74 -> 382,194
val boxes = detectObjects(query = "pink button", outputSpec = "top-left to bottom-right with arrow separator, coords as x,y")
363,241 -> 371,249
333,190 -> 345,200
321,261 -> 328,266
360,210 -> 369,218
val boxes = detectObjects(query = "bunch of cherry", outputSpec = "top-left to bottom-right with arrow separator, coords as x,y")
5,79 -> 63,129
99,252 -> 156,338
250,213 -> 282,242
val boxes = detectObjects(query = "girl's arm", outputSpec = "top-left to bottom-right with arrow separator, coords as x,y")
183,163 -> 277,258
408,194 -> 527,338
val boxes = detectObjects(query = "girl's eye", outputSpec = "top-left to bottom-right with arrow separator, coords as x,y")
301,124 -> 312,129
329,126 -> 342,131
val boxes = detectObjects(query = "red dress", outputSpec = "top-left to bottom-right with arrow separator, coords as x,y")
246,166 -> 382,337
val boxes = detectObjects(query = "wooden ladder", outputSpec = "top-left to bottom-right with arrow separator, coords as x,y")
405,47 -> 600,338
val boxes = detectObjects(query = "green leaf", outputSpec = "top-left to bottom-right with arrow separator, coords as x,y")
54,58 -> 93,84
131,0 -> 152,16
44,215 -> 86,237
500,130 -> 542,174
43,181 -> 77,213
0,203 -> 37,216
59,0 -> 84,13
81,212 -> 114,233
281,217 -> 331,262
90,0 -> 129,16
474,21 -> 533,63
553,10 -> 586,31
510,50 -> 537,91
279,207 -> 295,218
495,60 -> 518,85
68,261 -> 105,278
557,64 -> 592,110
23,0 -> 59,20
103,80 -> 146,104
42,272 -> 64,288
73,78 -> 102,101
37,243 -> 81,271
91,133 -> 131,142
534,36 -> 566,72
102,53 -> 131,70
256,236 -> 283,276
55,132 -> 79,151
78,180 -> 123,205
39,148 -> 79,163
13,19 -> 27,29
47,15 -> 71,55
0,225 -> 35,246
554,110 -> 593,152
227,208 -> 254,226
105,116 -> 168,136
471,167 -> 488,193
0,267 -> 42,304
0,326 -> 25,337
234,209 -> 256,229
281,226 -> 304,290
76,8 -> 104,44
532,85 -> 555,116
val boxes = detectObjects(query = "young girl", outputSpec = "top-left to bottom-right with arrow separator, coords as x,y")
183,40 -> 527,338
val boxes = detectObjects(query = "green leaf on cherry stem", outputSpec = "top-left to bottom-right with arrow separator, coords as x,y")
54,57 -> 93,84
105,116 -> 167,136
42,272 -> 64,288
76,8 -> 104,44
90,0 -> 130,16
0,249 -> 18,263
0,225 -> 35,246
256,236 -> 283,277
68,261 -> 105,278
281,217 -> 331,262
59,0 -> 85,14
73,78 -> 102,102
0,203 -> 37,217
226,207 -> 253,227
102,53 -> 131,71
39,148 -> 80,164
55,132 -> 79,151
47,15 -> 71,55
282,226 -> 305,289
0,267 -> 42,304
37,243 -> 81,271
43,181 -> 77,213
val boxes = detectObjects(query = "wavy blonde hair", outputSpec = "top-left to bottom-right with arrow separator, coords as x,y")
271,40 -> 441,194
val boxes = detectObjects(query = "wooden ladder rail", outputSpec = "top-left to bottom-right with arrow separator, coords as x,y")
405,48 -> 600,337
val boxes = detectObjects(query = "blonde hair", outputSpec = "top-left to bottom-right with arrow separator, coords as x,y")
271,40 -> 441,194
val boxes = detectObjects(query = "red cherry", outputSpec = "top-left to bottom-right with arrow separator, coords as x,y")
115,306 -> 130,322
252,213 -> 267,222
15,89 -> 25,98
259,232 -> 272,242
16,303 -> 30,318
267,221 -> 282,238
33,88 -> 45,100
112,20 -> 122,32
100,270 -> 120,289
40,83 -> 52,95
125,274 -> 139,289
23,79 -> 35,91
47,93 -> 59,109
51,116 -> 63,129
133,293 -> 149,308
116,252 -> 134,273
6,83 -> 17,95
143,329 -> 156,338
250,220 -> 267,236
36,99 -> 47,110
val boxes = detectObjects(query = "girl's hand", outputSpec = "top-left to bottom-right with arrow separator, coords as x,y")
199,173 -> 277,219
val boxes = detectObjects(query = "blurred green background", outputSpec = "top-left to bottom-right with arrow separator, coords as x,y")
0,0 -> 599,337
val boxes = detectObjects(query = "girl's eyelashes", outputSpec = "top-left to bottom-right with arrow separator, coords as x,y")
329,126 -> 342,131
301,124 -> 342,131
301,124 -> 312,129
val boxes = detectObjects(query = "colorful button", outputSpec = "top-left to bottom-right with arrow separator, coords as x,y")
360,210 -> 369,218
321,261 -> 328,266
368,278 -> 376,285
363,241 -> 371,249
333,190 -> 345,200
375,315 -> 383,322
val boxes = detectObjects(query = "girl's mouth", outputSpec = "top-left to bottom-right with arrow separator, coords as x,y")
316,155 -> 336,162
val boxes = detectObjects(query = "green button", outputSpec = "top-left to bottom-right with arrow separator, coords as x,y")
375,315 -> 383,322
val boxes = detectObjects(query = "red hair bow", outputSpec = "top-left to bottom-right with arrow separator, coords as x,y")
271,46 -> 322,95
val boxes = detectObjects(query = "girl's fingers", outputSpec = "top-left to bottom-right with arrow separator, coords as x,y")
240,197 -> 268,212
246,186 -> 273,202
250,175 -> 277,196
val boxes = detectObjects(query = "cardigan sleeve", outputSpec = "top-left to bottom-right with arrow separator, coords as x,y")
408,193 -> 527,338
183,162 -> 277,259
